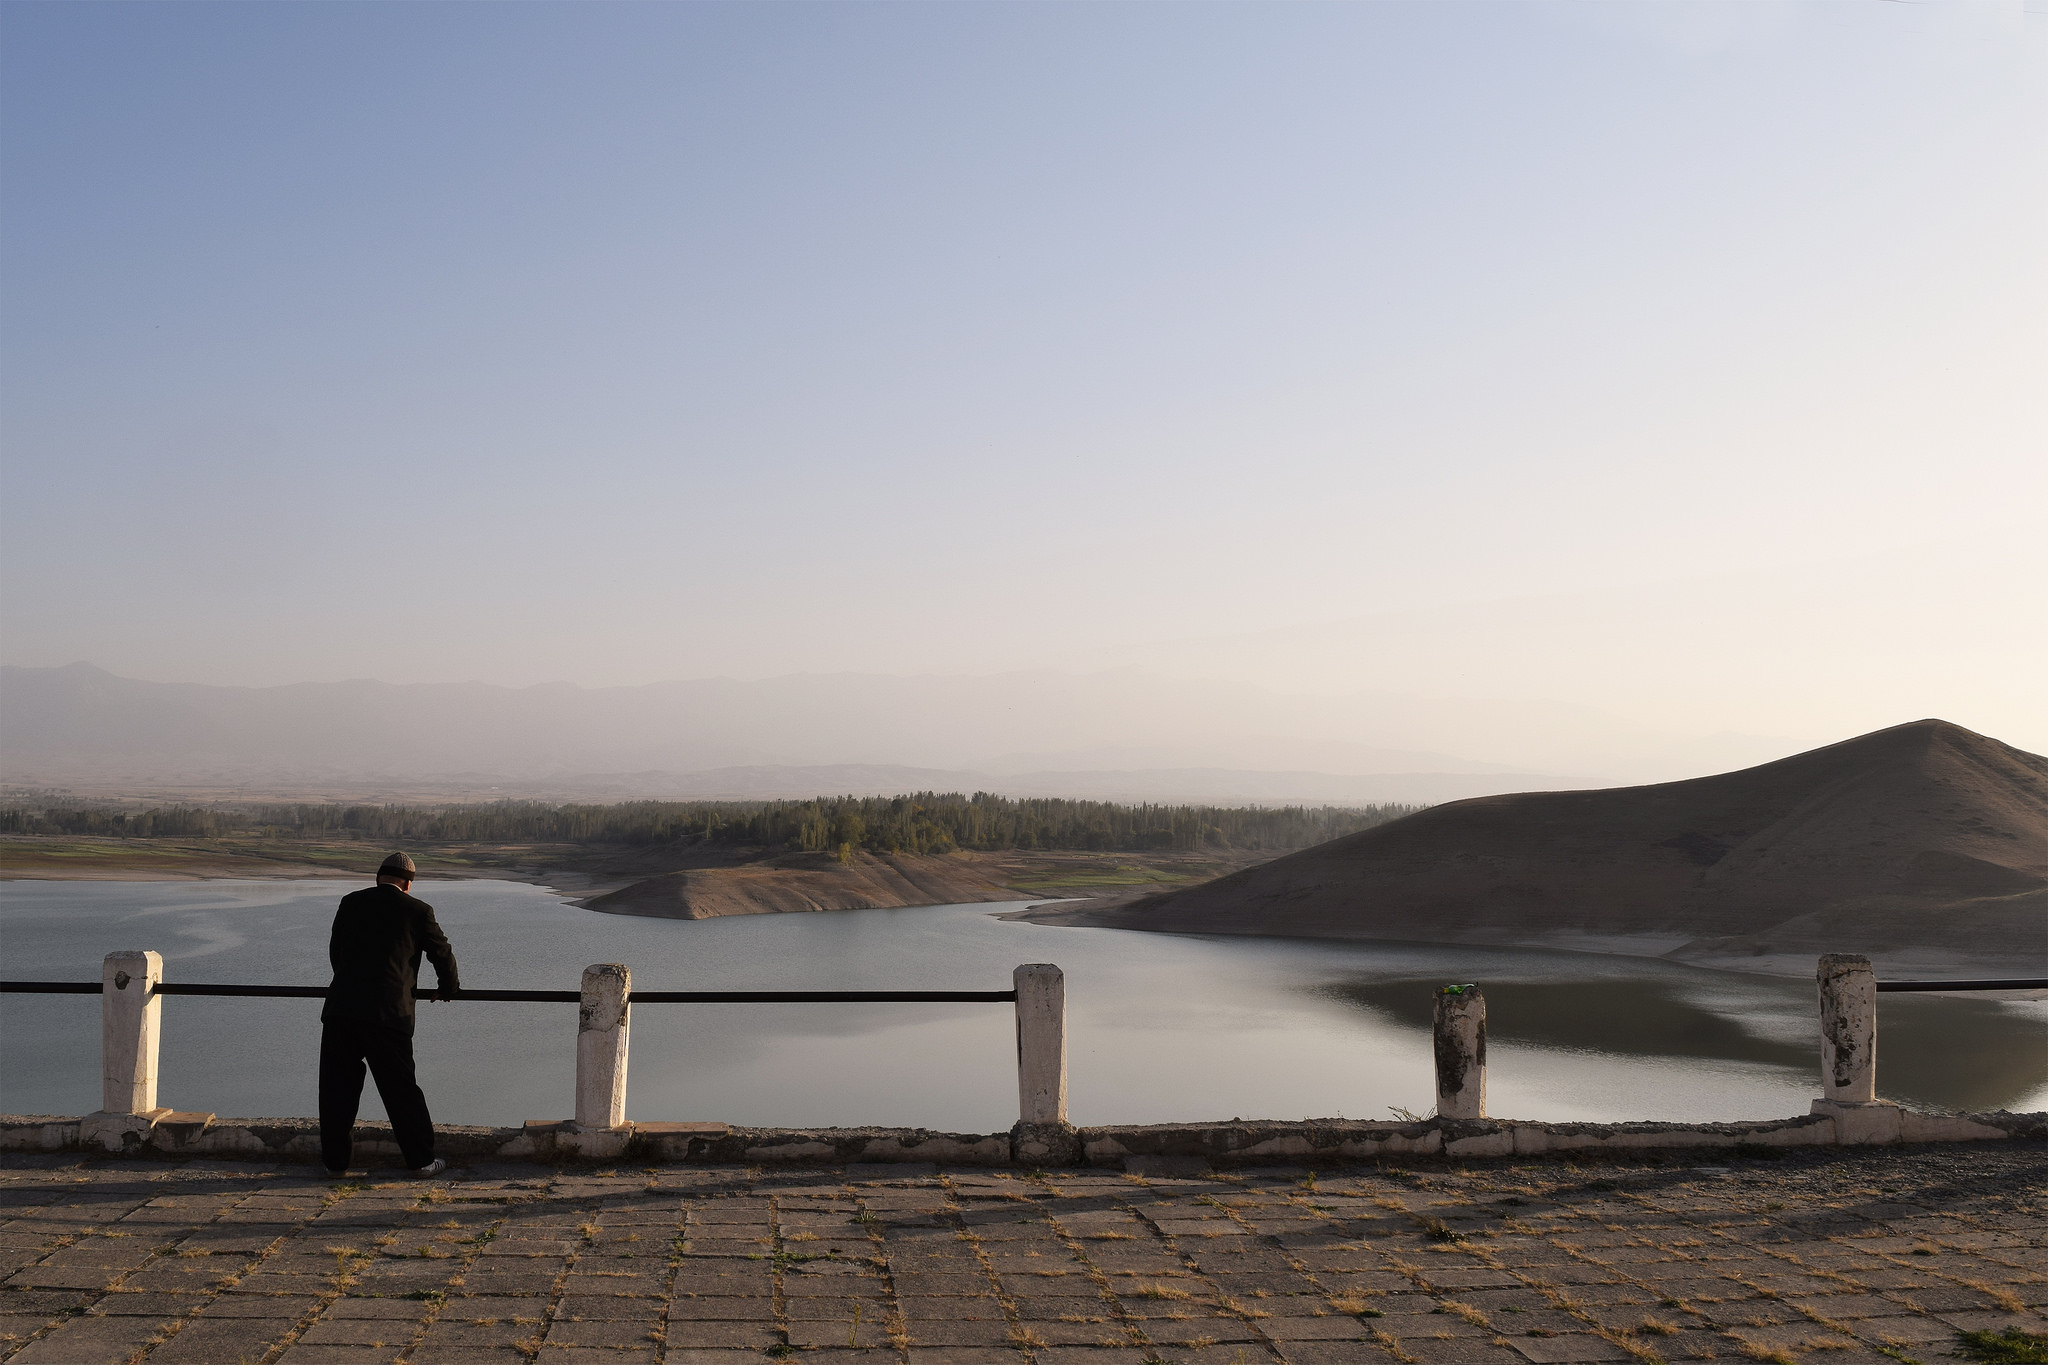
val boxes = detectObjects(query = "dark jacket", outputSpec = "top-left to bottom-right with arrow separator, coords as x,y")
322,883 -> 460,1034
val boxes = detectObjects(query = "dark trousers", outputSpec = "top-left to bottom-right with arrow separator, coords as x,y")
319,1019 -> 435,1170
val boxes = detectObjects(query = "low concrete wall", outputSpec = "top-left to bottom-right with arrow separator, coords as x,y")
4,1106 -> 2041,1169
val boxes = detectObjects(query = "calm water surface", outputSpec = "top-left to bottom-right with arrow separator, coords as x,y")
2,878 -> 2041,1129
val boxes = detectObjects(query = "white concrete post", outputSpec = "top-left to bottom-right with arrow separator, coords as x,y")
1015,964 -> 1067,1125
1817,953 -> 1878,1104
1433,984 -> 1486,1120
576,964 -> 630,1129
102,950 -> 163,1115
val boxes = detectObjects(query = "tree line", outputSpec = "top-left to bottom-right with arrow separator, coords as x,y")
0,793 -> 1419,855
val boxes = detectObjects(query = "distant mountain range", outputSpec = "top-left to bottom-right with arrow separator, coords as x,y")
1037,719 -> 2048,976
0,661 -> 1783,806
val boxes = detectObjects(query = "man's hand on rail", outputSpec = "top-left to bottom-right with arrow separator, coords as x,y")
433,983 -> 457,1002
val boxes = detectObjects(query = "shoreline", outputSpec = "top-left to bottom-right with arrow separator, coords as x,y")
1011,910 -> 2048,994
8,862 -> 2040,995
0,836 -> 1264,918
1000,895 -> 2045,986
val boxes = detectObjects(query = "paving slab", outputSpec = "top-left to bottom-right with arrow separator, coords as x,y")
0,1144 -> 2041,1365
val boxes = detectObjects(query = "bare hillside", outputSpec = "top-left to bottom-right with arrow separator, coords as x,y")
1033,720 -> 2048,976
583,851 -> 1019,920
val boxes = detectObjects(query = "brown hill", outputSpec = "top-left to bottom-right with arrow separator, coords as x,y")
1039,720 -> 2048,975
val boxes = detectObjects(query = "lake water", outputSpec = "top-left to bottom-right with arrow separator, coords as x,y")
2,878 -> 2042,1131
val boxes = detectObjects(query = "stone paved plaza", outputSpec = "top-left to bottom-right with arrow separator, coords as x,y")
1,1144 -> 2042,1365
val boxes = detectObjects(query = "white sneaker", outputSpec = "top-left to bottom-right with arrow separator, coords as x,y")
411,1158 -> 447,1178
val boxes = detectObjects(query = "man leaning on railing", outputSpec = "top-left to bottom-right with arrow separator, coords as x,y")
319,852 -> 459,1178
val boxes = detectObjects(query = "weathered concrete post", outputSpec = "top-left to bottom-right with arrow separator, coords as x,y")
1811,953 -> 1900,1143
1816,953 -> 1877,1103
1014,964 -> 1067,1125
576,964 -> 631,1131
1433,984 -> 1486,1121
79,950 -> 169,1152
102,950 -> 163,1115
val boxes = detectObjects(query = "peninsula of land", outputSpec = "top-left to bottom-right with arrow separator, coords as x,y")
0,832 -> 1282,911
1013,719 -> 2048,978
0,793 -> 1378,914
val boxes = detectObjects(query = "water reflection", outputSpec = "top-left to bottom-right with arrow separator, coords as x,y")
1318,977 -> 1815,1067
1869,994 -> 2048,1112
1316,975 -> 2047,1113
2,879 -> 2041,1127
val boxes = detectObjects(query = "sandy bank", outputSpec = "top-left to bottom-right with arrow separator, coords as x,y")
0,835 -> 1261,922
996,897 -> 2046,985
584,850 -> 1027,919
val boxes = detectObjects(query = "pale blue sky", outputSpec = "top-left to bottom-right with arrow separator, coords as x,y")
3,2 -> 2042,756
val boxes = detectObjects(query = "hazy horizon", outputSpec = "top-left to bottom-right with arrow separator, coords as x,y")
3,3 -> 2042,769
5,659 -> 2037,810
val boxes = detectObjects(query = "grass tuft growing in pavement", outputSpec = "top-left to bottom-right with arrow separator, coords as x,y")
1954,1330 -> 2048,1365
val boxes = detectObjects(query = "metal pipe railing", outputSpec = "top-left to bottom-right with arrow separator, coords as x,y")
3,981 -> 1018,1002
1875,978 -> 2046,992
16,977 -> 2038,998
7,954 -> 1062,1147
8,958 -> 2034,1150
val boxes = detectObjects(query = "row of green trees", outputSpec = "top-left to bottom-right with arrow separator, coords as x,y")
0,805 -> 236,839
1,793 -> 1418,855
